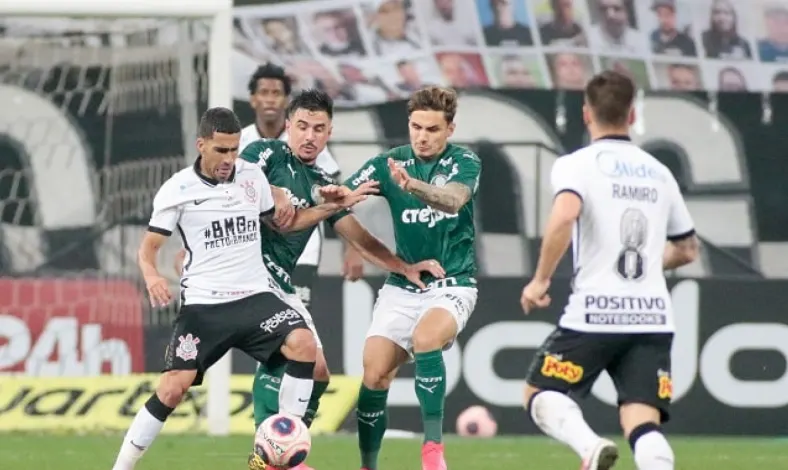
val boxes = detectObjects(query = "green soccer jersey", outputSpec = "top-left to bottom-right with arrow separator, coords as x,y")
240,139 -> 350,294
345,143 -> 481,291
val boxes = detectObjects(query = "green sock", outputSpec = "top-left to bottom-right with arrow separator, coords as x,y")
357,385 -> 389,470
252,362 -> 285,429
414,350 -> 446,444
303,380 -> 329,428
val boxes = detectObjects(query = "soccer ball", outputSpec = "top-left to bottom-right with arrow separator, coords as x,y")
456,405 -> 497,437
254,413 -> 311,469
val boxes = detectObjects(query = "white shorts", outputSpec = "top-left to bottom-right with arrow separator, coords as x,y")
366,284 -> 478,353
283,291 -> 323,349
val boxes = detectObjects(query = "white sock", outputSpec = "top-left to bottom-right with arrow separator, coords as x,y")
634,431 -> 675,470
111,407 -> 165,470
279,372 -> 314,417
529,390 -> 602,460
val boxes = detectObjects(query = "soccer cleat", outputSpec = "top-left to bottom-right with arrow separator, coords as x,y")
247,452 -> 266,470
421,442 -> 448,470
581,439 -> 619,470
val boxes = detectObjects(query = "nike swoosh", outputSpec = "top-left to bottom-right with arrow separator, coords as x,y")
194,199 -> 209,205
287,320 -> 302,326
130,440 -> 147,451
298,398 -> 308,403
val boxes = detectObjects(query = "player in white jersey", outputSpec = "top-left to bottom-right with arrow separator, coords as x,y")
110,107 -> 374,470
520,71 -> 699,470
240,63 -> 365,308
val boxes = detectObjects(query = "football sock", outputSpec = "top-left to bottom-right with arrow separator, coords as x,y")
303,380 -> 330,428
630,422 -> 675,470
253,362 -> 286,429
414,350 -> 446,444
112,394 -> 173,470
357,385 -> 389,470
279,360 -> 315,418
528,390 -> 602,460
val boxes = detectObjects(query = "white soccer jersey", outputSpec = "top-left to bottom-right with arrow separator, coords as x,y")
239,123 -> 340,267
148,157 -> 281,305
553,136 -> 695,333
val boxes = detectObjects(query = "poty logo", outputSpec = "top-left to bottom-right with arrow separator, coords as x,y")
351,165 -> 375,187
260,308 -> 302,333
401,207 -> 458,227
540,355 -> 584,384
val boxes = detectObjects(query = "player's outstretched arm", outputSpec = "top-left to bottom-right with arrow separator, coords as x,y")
533,191 -> 582,282
387,158 -> 472,214
333,215 -> 445,289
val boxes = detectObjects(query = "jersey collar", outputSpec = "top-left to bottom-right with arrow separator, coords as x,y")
193,156 -> 236,186
595,134 -> 631,142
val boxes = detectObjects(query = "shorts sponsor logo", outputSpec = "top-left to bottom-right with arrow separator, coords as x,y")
175,334 -> 200,361
584,313 -> 666,325
541,355 -> 584,384
658,370 -> 673,400
260,308 -> 302,333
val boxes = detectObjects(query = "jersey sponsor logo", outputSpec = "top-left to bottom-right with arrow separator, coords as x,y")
260,308 -> 302,333
596,151 -> 667,182
351,165 -> 375,187
263,254 -> 292,286
282,187 -> 310,209
401,207 -> 458,228
584,295 -> 667,310
657,370 -> 673,400
584,313 -> 667,325
259,148 -> 274,163
241,180 -> 258,203
540,355 -> 584,384
175,334 -> 200,361
204,215 -> 259,250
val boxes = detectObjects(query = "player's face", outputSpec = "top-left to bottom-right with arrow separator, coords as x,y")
408,110 -> 455,158
250,78 -> 288,123
286,108 -> 332,163
197,132 -> 240,181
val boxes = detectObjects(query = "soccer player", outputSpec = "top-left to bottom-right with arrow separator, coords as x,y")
330,86 -> 481,470
111,107 -> 373,470
520,70 -> 699,470
237,89 -> 446,470
240,63 -> 366,296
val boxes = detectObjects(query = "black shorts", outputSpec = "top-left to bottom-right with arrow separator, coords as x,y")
163,292 -> 309,386
291,264 -> 318,309
525,327 -> 674,422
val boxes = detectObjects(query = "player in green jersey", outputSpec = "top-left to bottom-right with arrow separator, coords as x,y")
331,86 -> 481,470
173,89 -> 445,470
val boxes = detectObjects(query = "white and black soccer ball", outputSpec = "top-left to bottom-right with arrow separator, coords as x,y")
254,413 -> 311,469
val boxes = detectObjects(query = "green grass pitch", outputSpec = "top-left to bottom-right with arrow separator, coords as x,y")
1,434 -> 783,469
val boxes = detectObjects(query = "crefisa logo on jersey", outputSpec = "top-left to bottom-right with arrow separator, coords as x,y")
242,180 -> 258,203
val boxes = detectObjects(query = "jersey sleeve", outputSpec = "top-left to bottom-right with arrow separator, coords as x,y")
550,155 -> 587,201
666,177 -> 695,241
148,178 -> 182,236
257,168 -> 276,217
316,147 -> 341,179
344,155 -> 388,191
451,150 -> 482,194
239,139 -> 287,173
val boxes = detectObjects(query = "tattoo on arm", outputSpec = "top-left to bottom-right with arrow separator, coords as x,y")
405,181 -> 471,214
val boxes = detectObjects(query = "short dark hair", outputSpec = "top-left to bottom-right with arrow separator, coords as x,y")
247,62 -> 292,96
584,70 -> 635,127
407,86 -> 458,123
773,71 -> 788,82
198,107 -> 241,138
286,89 -> 334,119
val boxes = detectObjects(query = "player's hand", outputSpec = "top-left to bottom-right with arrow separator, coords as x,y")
342,246 -> 365,281
272,187 -> 296,230
325,182 -> 379,208
388,158 -> 412,190
174,249 -> 186,277
521,278 -> 551,314
319,184 -> 352,201
403,259 -> 446,289
145,275 -> 172,308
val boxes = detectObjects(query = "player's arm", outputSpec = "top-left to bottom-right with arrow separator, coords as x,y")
142,182 -> 181,306
663,178 -> 699,270
324,156 -> 365,281
390,152 -> 481,215
533,157 -> 584,282
332,214 -> 445,289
